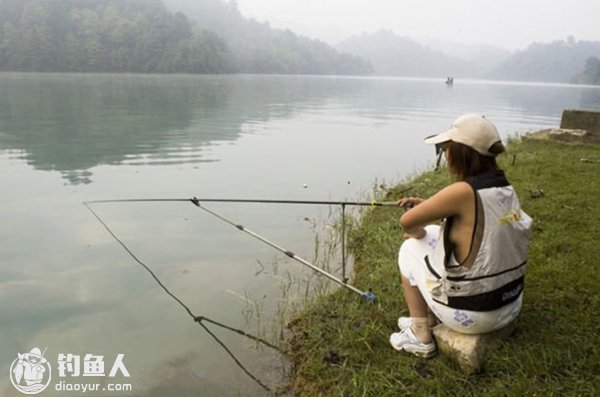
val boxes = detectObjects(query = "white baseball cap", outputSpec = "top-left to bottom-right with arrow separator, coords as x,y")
424,113 -> 501,157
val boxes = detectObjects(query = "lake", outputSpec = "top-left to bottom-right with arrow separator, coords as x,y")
1,73 -> 599,396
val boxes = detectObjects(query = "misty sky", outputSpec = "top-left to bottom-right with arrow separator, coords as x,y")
235,0 -> 600,50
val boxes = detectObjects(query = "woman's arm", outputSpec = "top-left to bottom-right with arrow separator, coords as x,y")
400,182 -> 473,238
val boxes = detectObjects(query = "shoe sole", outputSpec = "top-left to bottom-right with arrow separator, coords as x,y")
403,344 -> 437,358
391,342 -> 437,358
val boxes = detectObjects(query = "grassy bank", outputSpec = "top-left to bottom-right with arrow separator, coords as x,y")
285,137 -> 600,396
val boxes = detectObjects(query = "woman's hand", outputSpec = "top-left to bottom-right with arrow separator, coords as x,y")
397,197 -> 427,239
403,228 -> 427,240
396,197 -> 424,210
399,182 -> 474,241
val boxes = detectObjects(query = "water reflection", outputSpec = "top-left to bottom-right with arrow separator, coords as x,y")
0,73 -> 384,185
579,85 -> 600,109
0,74 -> 296,184
1,74 -> 597,185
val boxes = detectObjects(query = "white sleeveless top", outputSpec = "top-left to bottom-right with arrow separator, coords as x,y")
424,170 -> 533,311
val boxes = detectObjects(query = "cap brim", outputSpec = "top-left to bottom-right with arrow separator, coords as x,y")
424,130 -> 452,145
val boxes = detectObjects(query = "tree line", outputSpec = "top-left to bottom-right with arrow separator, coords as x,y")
0,0 -> 372,75
572,57 -> 600,85
491,37 -> 600,83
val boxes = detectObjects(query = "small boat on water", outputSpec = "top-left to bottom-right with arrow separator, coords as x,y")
446,76 -> 454,85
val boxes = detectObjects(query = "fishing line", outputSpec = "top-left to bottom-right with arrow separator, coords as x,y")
194,320 -> 275,393
84,202 -> 194,318
83,202 -> 278,393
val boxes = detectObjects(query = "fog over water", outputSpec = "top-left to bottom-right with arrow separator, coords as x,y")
235,0 -> 600,50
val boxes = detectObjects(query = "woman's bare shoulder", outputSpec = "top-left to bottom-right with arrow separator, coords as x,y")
433,181 -> 473,201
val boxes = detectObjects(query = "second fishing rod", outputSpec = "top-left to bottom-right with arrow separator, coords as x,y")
188,197 -> 378,302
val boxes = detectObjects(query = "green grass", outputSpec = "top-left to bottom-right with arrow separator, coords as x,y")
284,137 -> 600,396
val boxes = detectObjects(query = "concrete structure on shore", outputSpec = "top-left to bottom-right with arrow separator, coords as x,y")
529,109 -> 600,144
560,109 -> 600,143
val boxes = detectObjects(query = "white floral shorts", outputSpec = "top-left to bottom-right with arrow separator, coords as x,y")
398,225 -> 522,334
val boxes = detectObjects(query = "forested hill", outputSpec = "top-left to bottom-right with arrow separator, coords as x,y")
0,0 -> 231,73
336,30 -> 472,78
163,0 -> 372,75
0,0 -> 372,75
489,38 -> 600,83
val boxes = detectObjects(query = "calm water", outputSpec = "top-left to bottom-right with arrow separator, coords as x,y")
1,73 -> 599,396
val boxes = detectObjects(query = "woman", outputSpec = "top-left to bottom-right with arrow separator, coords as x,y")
390,113 -> 532,358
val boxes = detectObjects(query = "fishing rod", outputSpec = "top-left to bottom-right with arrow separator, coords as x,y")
190,198 -> 378,303
85,195 -> 411,285
85,197 -> 402,207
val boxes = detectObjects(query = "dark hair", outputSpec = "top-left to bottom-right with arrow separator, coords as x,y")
445,141 -> 505,181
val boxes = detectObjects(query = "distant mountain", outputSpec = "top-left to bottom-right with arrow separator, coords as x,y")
163,0 -> 373,75
489,37 -> 600,83
336,30 -> 473,78
416,38 -> 512,77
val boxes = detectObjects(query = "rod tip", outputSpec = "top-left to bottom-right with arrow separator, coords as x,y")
361,290 -> 378,303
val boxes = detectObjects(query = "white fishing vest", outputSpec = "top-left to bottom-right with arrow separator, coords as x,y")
424,170 -> 533,311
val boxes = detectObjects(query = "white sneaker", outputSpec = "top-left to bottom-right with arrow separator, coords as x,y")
389,327 -> 436,358
397,316 -> 412,330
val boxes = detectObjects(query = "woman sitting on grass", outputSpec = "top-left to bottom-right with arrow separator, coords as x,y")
390,113 -> 533,358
